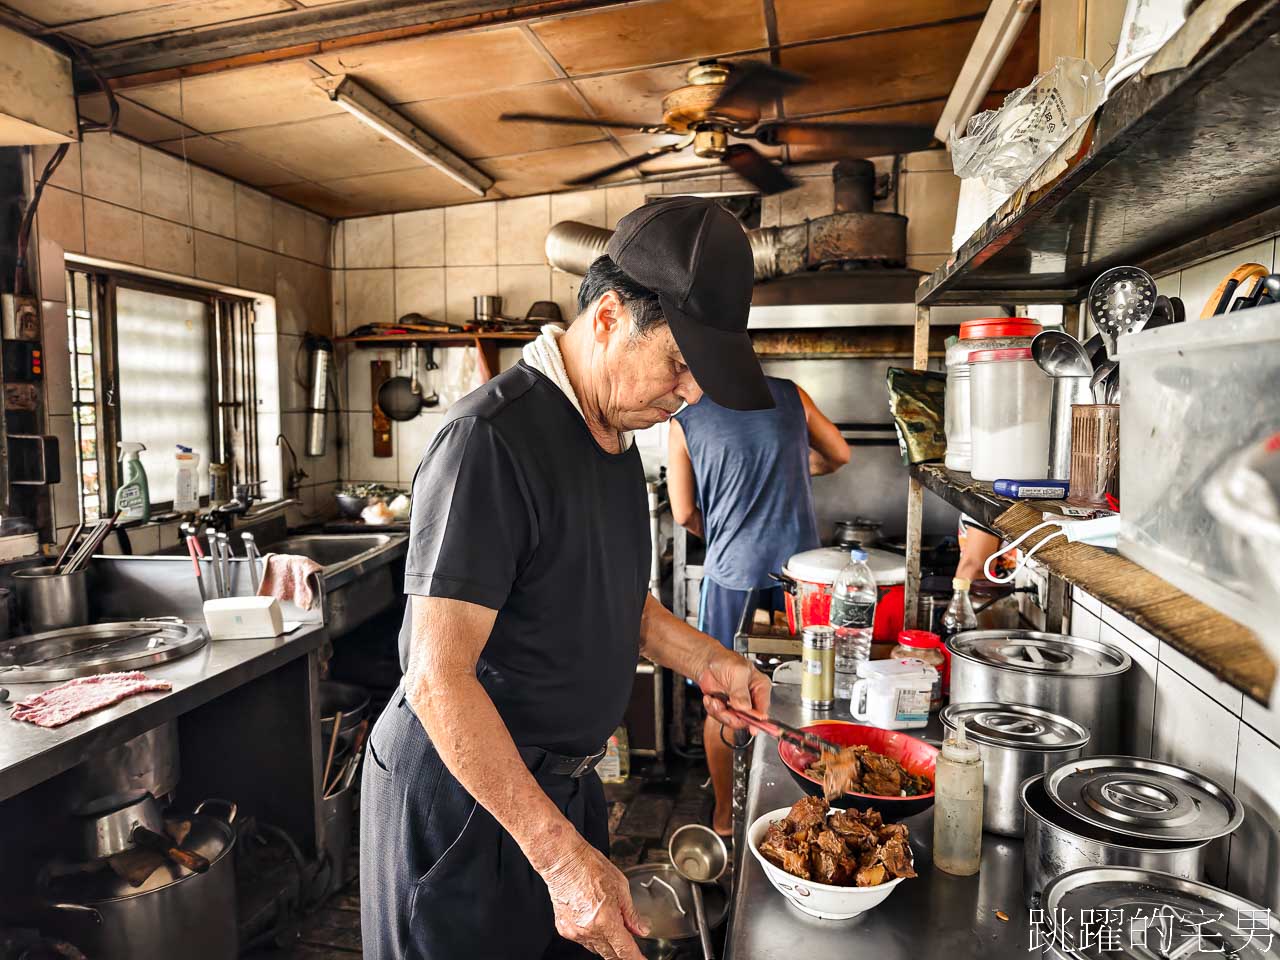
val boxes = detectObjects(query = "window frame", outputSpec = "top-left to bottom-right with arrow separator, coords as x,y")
67,265 -> 256,518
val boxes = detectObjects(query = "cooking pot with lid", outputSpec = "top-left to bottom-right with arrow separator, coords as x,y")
947,629 -> 1130,753
43,799 -> 239,960
831,517 -> 882,548
776,545 -> 906,646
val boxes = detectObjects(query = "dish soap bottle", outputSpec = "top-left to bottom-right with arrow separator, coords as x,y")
116,441 -> 151,522
933,716 -> 983,876
173,445 -> 200,513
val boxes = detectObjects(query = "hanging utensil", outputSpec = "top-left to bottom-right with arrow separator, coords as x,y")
667,825 -> 728,960
1090,360 -> 1118,403
1088,266 -> 1157,358
1030,330 -> 1092,378
377,343 -> 437,421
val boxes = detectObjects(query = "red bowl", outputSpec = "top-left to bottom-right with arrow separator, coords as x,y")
778,720 -> 938,820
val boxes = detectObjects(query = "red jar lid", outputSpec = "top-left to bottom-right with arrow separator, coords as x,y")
959,318 -> 1042,340
969,347 -> 1033,363
897,630 -> 943,650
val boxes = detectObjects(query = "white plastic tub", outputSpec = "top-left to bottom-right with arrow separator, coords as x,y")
944,318 -> 1041,472
1118,306 -> 1280,628
968,347 -> 1053,481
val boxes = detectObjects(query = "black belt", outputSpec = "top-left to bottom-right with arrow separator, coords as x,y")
521,744 -> 608,779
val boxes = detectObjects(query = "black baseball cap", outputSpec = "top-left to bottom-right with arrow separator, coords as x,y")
606,196 -> 772,411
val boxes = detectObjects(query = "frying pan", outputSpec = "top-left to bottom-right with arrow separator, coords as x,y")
377,344 -> 439,420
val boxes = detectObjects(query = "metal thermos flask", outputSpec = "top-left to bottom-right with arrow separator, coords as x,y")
305,336 -> 333,457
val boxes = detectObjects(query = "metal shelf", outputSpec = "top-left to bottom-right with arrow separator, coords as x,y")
917,0 -> 1280,306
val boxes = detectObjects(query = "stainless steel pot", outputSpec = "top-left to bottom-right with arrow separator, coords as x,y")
947,630 -> 1130,753
79,794 -> 166,860
62,721 -> 180,815
941,703 -> 1089,837
44,799 -> 238,960
626,864 -> 727,960
13,565 -> 89,633
1020,775 -> 1207,908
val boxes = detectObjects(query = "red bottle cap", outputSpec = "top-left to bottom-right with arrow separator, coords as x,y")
959,318 -> 1042,340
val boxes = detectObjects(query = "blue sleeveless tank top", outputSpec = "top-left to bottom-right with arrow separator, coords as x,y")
673,377 -> 820,590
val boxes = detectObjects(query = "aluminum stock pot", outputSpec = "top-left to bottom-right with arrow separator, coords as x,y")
946,630 -> 1130,753
43,799 -> 239,960
776,546 -> 907,646
940,702 -> 1089,837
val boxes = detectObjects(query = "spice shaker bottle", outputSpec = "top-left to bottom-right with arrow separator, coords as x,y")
933,717 -> 983,876
800,625 -> 835,712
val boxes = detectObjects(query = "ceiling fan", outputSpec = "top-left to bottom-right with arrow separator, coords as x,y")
500,59 -> 937,195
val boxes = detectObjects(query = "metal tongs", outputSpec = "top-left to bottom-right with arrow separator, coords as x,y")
707,692 -> 842,758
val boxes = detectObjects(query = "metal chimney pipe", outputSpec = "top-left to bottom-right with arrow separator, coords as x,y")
545,220 -> 786,282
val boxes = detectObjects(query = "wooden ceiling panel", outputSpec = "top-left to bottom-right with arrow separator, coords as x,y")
0,0 -> 166,27
311,27 -> 557,105
480,140 -> 628,196
574,55 -> 774,128
780,20 -> 982,117
123,61 -> 341,133
78,92 -> 197,142
269,181 -> 367,218
400,81 -> 603,160
309,167 -> 486,215
773,0 -> 987,46
217,115 -> 430,181
60,0 -> 291,46
529,0 -> 767,76
155,134 -> 305,186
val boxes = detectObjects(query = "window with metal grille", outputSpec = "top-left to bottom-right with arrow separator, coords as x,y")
66,267 -> 259,520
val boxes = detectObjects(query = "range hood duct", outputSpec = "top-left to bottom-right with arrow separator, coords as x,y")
545,220 -> 786,281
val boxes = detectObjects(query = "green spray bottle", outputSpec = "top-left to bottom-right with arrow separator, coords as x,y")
116,442 -> 151,521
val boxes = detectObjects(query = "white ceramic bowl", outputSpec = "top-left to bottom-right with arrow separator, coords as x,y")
747,806 -> 912,920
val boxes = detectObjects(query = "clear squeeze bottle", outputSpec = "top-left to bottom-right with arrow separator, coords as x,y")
933,716 -> 983,876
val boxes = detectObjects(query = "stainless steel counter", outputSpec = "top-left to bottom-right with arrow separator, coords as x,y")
726,683 -> 1031,959
0,622 -> 328,802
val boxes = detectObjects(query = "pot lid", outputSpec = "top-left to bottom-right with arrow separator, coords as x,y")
44,812 -> 234,902
783,545 -> 906,586
0,621 -> 208,683
942,703 -> 1090,752
946,630 -> 1131,678
1042,867 -> 1280,960
625,864 -> 727,942
1045,756 -> 1244,843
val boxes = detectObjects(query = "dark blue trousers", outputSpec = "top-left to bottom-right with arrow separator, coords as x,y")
359,692 -> 607,959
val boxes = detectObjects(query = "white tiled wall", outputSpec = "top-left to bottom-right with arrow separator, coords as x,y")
1069,588 -> 1279,907
31,132 -> 338,551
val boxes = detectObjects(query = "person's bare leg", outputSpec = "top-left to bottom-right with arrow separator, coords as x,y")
704,713 -> 734,836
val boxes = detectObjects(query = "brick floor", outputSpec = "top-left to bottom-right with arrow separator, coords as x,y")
252,756 -> 713,957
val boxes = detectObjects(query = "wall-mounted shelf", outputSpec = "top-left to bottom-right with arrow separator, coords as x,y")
917,0 -> 1280,307
336,331 -> 537,381
910,464 -> 1274,703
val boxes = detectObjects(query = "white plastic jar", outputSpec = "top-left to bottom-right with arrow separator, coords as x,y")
944,318 -> 1042,472
968,347 -> 1053,482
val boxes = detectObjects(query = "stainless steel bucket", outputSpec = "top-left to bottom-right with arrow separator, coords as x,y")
1020,774 -> 1207,907
13,565 -> 89,633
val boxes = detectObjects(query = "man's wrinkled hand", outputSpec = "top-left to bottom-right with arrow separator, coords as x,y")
699,648 -> 771,732
542,838 -> 649,960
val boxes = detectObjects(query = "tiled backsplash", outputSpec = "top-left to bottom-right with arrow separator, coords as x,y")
31,132 -> 339,550
1069,589 -> 1279,908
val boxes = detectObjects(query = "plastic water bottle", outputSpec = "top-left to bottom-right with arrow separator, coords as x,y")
829,548 -> 877,702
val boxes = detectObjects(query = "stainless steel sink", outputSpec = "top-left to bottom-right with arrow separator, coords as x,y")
255,532 -> 407,635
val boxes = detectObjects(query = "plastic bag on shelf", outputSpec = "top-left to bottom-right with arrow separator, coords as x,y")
951,56 -> 1103,194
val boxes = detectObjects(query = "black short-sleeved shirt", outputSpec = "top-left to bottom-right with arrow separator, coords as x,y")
397,361 -> 651,755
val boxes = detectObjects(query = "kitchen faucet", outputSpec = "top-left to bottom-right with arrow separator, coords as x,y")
277,433 -> 308,497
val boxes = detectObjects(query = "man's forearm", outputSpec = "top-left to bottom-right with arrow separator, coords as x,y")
405,669 -> 581,873
638,593 -> 729,681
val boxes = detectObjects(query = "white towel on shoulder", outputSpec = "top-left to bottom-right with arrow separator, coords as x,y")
521,324 -> 632,449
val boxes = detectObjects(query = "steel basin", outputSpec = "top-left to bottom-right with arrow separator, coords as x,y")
257,533 -> 406,635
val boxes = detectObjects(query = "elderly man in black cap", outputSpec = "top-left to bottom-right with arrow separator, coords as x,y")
360,197 -> 771,960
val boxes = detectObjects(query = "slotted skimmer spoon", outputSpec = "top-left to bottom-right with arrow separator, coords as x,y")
1088,266 -> 1157,359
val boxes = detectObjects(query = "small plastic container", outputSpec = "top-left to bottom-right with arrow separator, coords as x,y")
968,347 -> 1053,482
891,630 -> 949,708
944,318 -> 1041,472
848,658 -> 936,730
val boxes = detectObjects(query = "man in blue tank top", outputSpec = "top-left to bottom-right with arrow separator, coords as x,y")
669,377 -> 849,835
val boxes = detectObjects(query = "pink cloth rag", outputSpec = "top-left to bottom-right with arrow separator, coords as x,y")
10,671 -> 173,728
257,553 -> 324,610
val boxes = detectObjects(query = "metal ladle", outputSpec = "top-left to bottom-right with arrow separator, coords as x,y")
1031,330 -> 1092,378
667,824 -> 727,960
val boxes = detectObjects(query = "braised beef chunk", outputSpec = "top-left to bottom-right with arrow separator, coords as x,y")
755,797 -> 914,888
786,795 -> 828,831
807,744 -> 931,799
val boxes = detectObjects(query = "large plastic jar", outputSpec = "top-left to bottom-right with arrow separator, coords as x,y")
944,318 -> 1042,472
969,347 -> 1053,482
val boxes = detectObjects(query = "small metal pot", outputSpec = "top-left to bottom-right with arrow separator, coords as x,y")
942,703 -> 1089,837
62,721 -> 180,815
947,630 -> 1130,753
626,864 -> 727,960
13,565 -> 89,633
78,794 -> 166,860
1020,775 -> 1207,908
44,799 -> 239,960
